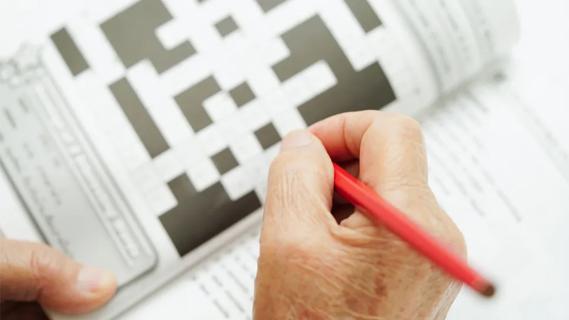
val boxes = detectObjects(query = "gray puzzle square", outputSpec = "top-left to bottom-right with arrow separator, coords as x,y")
255,122 -> 280,150
229,82 -> 255,107
211,147 -> 239,174
215,16 -> 239,38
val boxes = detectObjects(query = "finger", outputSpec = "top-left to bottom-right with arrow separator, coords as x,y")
310,111 -> 431,228
309,110 -> 379,162
262,130 -> 336,242
310,111 -> 428,187
0,239 -> 117,314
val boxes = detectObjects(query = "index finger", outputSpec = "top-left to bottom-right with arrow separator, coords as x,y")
309,110 -> 428,194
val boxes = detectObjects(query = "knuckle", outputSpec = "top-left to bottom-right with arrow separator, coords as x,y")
385,113 -> 423,140
268,152 -> 302,180
29,243 -> 65,282
268,153 -> 295,177
265,154 -> 332,228
267,157 -> 304,201
270,152 -> 327,175
268,153 -> 329,189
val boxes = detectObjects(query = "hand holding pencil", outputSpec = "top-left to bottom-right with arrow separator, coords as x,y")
255,111 -> 468,319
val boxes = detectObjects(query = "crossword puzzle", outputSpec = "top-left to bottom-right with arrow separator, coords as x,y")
49,0 -> 396,256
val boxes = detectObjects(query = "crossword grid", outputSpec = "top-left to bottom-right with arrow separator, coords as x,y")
50,0 -> 396,256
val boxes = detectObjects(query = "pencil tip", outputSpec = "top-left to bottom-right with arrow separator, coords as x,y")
481,283 -> 496,298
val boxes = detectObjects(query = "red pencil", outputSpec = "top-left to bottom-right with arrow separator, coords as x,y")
332,163 -> 495,297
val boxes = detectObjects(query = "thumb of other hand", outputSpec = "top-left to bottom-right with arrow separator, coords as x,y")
0,239 -> 116,314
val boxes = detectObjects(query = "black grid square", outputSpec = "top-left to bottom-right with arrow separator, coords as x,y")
215,16 -> 239,38
211,147 -> 239,174
229,82 -> 256,107
255,122 -> 280,150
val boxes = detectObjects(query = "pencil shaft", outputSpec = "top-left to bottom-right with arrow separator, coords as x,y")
332,163 -> 492,296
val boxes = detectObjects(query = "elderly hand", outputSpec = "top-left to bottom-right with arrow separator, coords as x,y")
254,111 -> 466,319
0,239 -> 116,319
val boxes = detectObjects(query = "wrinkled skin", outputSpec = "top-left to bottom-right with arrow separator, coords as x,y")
0,110 -> 464,320
0,239 -> 117,319
254,111 -> 466,320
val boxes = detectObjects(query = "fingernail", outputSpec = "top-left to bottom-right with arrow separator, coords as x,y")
281,130 -> 314,151
77,266 -> 115,294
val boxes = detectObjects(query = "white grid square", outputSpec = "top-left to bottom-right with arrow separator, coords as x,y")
146,184 -> 177,217
229,133 -> 263,164
153,149 -> 185,183
220,166 -> 252,200
204,92 -> 238,122
187,159 -> 221,191
196,123 -> 231,157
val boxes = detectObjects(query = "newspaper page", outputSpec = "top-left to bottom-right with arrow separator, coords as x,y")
0,0 -> 518,318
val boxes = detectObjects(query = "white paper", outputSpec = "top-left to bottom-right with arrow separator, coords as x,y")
0,0 -> 536,319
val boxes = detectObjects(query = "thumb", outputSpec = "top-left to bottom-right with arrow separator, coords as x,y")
0,239 -> 117,314
262,130 -> 335,242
